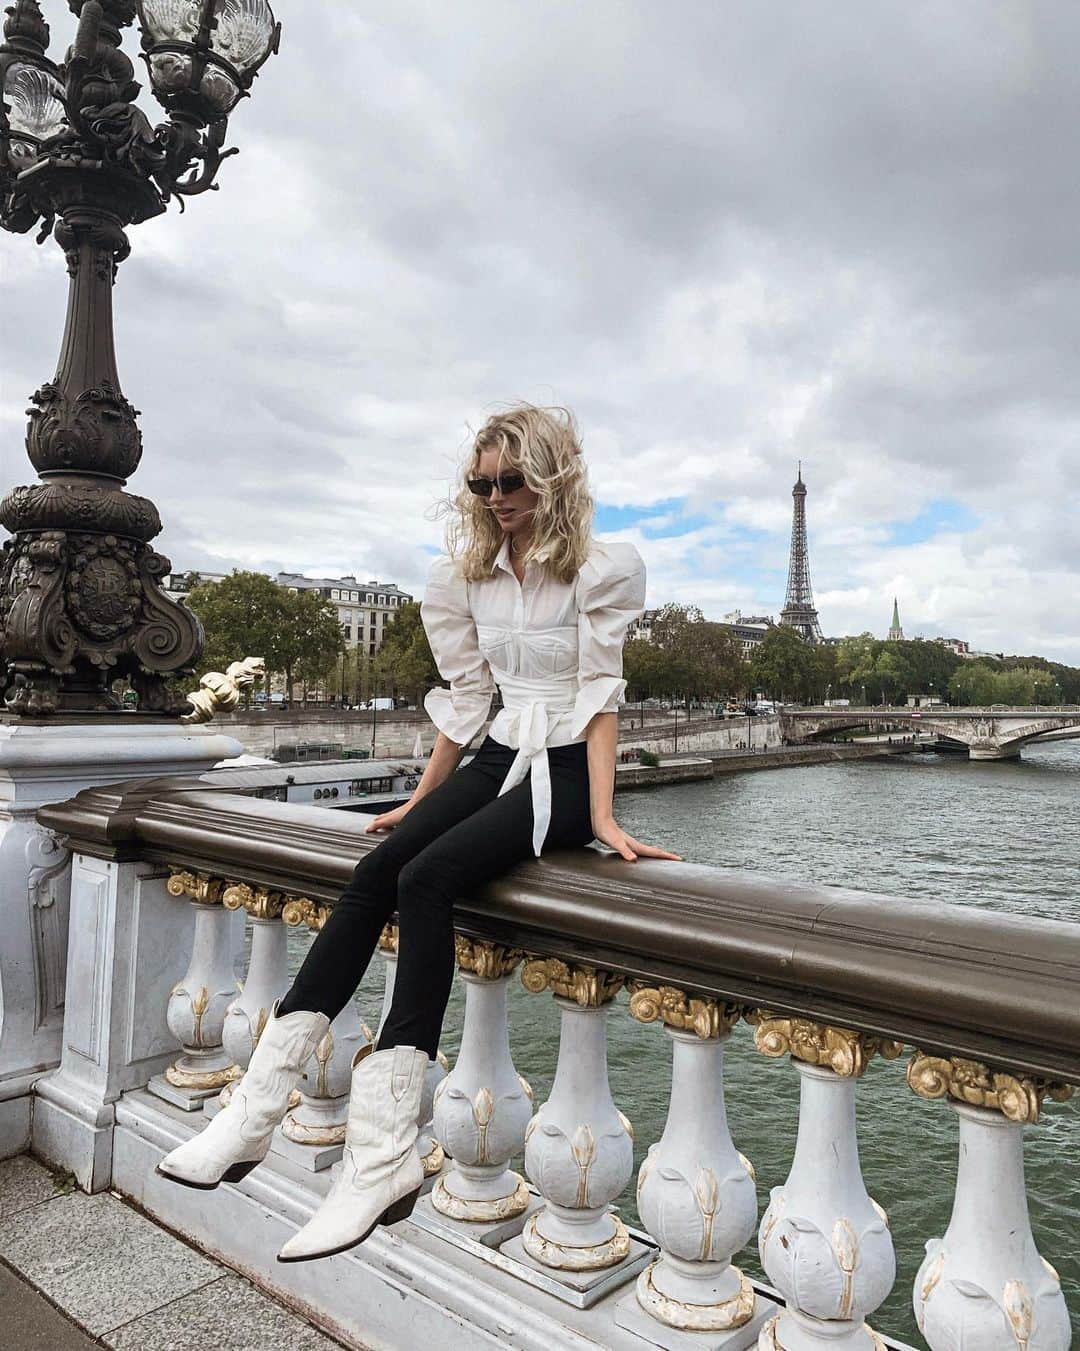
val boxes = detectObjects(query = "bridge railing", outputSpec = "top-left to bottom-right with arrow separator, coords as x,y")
34,779 -> 1078,1351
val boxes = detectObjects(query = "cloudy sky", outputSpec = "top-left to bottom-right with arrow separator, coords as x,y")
4,2 -> 1080,659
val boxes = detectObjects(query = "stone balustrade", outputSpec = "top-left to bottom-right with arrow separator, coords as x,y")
24,783 -> 1079,1351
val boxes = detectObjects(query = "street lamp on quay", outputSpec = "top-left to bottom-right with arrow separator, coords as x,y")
0,0 -> 279,716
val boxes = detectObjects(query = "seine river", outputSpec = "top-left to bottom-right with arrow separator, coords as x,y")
291,740 -> 1080,1348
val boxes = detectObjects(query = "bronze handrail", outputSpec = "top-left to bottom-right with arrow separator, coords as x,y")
39,778 -> 1080,1084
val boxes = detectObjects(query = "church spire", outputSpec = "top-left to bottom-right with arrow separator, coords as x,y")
888,596 -> 904,642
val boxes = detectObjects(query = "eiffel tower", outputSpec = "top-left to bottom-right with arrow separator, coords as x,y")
779,464 -> 824,643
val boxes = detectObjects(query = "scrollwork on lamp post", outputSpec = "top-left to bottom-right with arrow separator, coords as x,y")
0,0 -> 279,716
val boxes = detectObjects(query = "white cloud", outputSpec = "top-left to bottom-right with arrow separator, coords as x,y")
3,2 -> 1080,660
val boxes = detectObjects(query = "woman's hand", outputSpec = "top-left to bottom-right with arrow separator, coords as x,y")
592,816 -> 681,862
364,802 -> 413,833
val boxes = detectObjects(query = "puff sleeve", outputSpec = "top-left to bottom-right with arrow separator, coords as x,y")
420,555 -> 495,746
569,542 -> 646,738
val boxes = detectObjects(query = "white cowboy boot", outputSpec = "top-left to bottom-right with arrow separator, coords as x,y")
277,1043 -> 427,1262
156,1002 -> 330,1190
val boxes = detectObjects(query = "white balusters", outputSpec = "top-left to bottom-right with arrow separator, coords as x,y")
276,897 -> 371,1150
753,1016 -> 899,1351
519,959 -> 634,1270
218,883 -> 290,1105
908,1053 -> 1072,1350
156,871 -> 239,1105
627,987 -> 768,1338
430,938 -> 532,1220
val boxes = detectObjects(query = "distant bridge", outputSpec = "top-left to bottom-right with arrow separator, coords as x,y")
780,707 -> 1080,760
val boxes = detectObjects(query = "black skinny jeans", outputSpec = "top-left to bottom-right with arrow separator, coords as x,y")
277,736 -> 595,1058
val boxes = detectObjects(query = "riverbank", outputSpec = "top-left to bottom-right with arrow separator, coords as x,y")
613,742 -> 910,791
216,710 -> 782,761
614,756 -> 715,789
705,741 -> 911,773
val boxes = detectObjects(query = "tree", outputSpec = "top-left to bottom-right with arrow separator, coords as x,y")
185,571 -> 289,699
748,625 -> 814,701
373,602 -> 439,703
647,603 -> 744,699
949,662 -> 997,706
696,623 -> 746,699
834,633 -> 879,699
287,589 -> 347,696
810,642 -> 838,702
184,572 -> 344,701
872,648 -> 905,704
623,638 -> 670,700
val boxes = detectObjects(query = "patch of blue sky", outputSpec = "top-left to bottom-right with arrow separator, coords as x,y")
594,500 -> 729,539
885,497 -> 979,547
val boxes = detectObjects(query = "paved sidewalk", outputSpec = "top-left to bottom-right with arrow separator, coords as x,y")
0,1154 -> 353,1350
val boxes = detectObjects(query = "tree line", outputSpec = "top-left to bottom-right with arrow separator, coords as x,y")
178,574 -> 1080,709
181,570 -> 439,704
747,628 -> 1078,705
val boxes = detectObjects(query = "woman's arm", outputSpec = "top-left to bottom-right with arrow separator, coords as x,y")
585,711 -> 681,862
365,730 -> 466,833
585,711 -> 618,829
412,731 -> 468,802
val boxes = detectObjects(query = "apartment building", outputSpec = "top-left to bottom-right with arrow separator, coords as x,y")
275,573 -> 414,657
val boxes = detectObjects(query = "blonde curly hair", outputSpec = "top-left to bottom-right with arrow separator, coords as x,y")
442,404 -> 594,584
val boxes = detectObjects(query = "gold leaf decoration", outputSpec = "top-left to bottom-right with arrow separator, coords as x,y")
166,870 -> 224,906
628,982 -> 743,1039
520,957 -> 624,1006
906,1051 -> 1074,1124
281,896 -> 329,931
454,936 -> 523,979
749,1012 -> 902,1078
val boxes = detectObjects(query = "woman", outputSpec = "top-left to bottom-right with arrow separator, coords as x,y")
156,404 -> 680,1262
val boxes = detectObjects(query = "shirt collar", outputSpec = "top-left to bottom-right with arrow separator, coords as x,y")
491,536 -> 552,574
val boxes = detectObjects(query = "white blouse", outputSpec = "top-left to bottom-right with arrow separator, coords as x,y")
420,534 -> 647,856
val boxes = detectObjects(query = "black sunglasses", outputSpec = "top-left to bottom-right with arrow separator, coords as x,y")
467,471 -> 527,498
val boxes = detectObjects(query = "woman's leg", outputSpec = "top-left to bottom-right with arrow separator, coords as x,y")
274,745 -> 594,1263
377,744 -> 593,1058
277,758 -> 503,1021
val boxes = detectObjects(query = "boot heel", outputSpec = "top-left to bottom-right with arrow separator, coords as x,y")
382,1186 -> 421,1226
222,1159 -> 260,1184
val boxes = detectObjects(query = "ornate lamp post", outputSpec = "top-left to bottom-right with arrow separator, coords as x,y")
0,0 -> 279,715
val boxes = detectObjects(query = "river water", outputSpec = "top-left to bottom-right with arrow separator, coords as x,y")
289,740 -> 1080,1348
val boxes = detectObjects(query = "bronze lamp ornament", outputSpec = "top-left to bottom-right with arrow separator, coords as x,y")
0,0 -> 278,715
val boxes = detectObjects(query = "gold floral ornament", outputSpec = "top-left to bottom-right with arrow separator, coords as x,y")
181,656 -> 267,724
454,936 -> 524,979
520,957 -> 624,1006
281,896 -> 331,931
166,870 -> 224,906
378,923 -> 399,953
749,1012 -> 903,1078
906,1051 -> 1075,1124
627,983 -> 744,1039
222,882 -> 285,921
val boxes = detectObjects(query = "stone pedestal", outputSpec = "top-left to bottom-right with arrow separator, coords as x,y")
0,719 -> 241,1176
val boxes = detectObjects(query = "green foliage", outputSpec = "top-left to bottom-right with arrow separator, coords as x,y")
289,589 -> 348,688
627,604 -> 744,700
638,749 -> 660,767
747,625 -> 816,701
373,602 -> 440,701
831,633 -> 961,704
948,662 -> 1060,706
184,571 -> 344,697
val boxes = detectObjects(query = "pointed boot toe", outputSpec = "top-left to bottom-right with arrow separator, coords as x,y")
276,1044 -> 428,1263
156,1003 -> 329,1191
